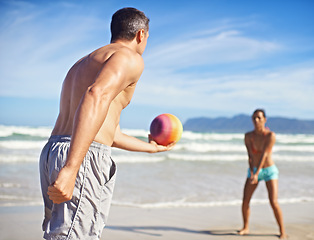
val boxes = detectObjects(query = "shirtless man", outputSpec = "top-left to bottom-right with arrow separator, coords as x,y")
39,8 -> 174,239
239,109 -> 287,239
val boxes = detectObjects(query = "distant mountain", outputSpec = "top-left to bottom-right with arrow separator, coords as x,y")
183,114 -> 314,134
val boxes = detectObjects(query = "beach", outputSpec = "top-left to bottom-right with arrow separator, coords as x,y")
0,125 -> 314,239
0,202 -> 313,240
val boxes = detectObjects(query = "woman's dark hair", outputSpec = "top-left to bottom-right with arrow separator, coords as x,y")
253,109 -> 266,118
110,7 -> 150,42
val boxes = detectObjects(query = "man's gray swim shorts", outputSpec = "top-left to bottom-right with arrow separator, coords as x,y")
39,135 -> 116,240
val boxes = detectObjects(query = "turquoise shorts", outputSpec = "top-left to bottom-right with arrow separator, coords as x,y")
247,165 -> 279,182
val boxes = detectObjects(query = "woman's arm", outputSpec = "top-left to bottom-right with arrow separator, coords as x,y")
244,133 -> 254,177
252,131 -> 276,183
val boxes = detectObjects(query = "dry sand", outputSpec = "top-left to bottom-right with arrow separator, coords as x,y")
0,202 -> 313,240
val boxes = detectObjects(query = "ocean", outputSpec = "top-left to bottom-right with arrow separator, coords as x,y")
0,125 -> 313,208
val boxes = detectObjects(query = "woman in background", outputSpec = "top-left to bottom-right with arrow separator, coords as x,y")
239,109 -> 287,239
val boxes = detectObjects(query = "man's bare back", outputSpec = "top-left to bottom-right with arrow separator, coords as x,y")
52,43 -> 141,146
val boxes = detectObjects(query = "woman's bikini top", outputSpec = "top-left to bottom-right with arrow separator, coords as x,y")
250,138 -> 262,154
250,131 -> 268,154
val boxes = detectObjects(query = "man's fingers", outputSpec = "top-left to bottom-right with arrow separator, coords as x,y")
165,142 -> 176,150
47,185 -> 59,193
47,185 -> 72,204
47,191 -> 62,198
47,190 -> 70,204
49,196 -> 67,204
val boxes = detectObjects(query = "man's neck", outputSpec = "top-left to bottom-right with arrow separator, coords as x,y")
112,39 -> 136,49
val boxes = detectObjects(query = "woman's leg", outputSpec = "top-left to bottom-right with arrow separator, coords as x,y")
239,178 -> 258,235
266,179 -> 287,239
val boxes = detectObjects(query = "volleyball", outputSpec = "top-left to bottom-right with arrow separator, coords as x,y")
150,113 -> 183,146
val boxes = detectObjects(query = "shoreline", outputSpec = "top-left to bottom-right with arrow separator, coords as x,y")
0,202 -> 313,240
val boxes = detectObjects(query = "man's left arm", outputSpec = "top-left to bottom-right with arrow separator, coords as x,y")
112,124 -> 175,153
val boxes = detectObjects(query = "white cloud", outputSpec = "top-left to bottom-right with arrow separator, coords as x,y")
0,1 -> 107,98
133,61 -> 314,118
146,30 -> 282,71
133,21 -> 314,119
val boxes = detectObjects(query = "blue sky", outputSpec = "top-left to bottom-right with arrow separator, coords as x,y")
0,0 -> 313,129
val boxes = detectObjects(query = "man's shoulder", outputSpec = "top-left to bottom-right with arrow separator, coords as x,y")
114,46 -> 143,62
89,44 -> 141,62
102,43 -> 141,57
112,46 -> 144,74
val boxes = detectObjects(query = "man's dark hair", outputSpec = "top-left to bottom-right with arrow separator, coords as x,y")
253,109 -> 266,118
111,7 -> 149,42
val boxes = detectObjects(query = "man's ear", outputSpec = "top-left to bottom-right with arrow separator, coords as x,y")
136,29 -> 145,43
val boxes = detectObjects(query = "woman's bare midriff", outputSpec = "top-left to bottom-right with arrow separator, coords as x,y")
251,154 -> 275,168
